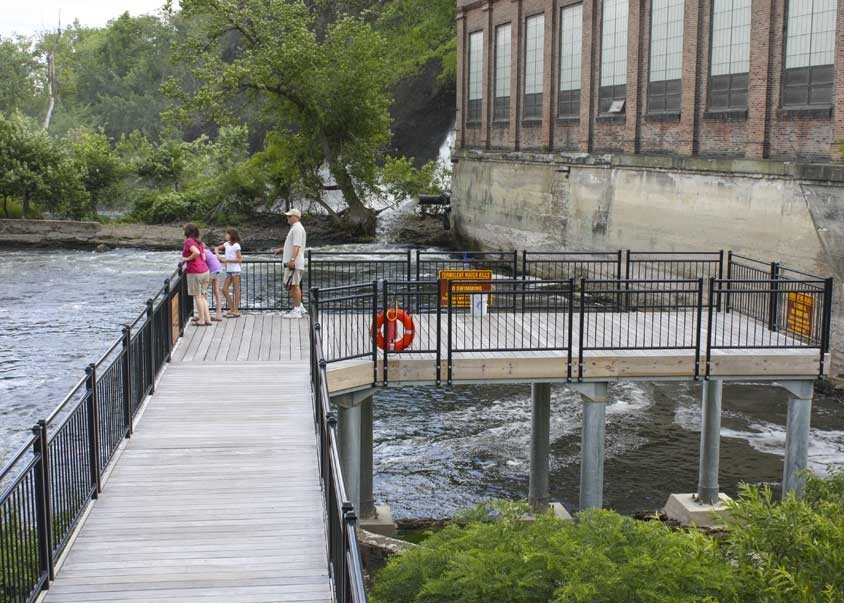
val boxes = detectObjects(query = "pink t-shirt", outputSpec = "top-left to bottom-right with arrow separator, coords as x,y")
182,238 -> 209,274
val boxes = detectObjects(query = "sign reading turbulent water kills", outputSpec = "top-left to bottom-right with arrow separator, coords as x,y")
786,292 -> 814,338
439,269 -> 493,307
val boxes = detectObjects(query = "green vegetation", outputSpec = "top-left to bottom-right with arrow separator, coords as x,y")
0,1 -> 456,229
372,470 -> 844,603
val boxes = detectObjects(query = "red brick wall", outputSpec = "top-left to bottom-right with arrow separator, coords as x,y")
457,0 -> 843,161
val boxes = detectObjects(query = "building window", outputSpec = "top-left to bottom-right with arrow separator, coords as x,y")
783,0 -> 837,107
708,0 -> 751,110
494,24 -> 512,121
600,0 -> 629,113
524,14 -> 545,120
648,0 -> 684,113
467,30 -> 483,124
559,4 -> 583,118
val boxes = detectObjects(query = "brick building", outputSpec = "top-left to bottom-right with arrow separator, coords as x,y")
455,0 -> 844,160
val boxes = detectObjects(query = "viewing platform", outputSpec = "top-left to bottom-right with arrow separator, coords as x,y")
0,247 -> 833,603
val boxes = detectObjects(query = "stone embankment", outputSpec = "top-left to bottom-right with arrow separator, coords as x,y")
0,219 -> 184,250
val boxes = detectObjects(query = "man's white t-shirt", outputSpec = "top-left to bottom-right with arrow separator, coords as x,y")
283,221 -> 306,270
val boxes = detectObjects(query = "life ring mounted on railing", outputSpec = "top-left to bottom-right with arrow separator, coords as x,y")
371,304 -> 415,351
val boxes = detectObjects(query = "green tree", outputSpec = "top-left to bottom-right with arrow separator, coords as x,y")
377,0 -> 456,83
0,37 -> 45,118
66,128 -> 122,214
170,0 -> 394,232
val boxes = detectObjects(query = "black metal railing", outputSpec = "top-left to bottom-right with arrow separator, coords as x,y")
523,251 -> 623,282
308,250 -> 412,292
310,322 -> 368,603
0,269 -> 191,603
416,250 -> 519,280
312,265 -> 832,384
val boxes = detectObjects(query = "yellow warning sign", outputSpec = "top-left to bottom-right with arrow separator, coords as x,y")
439,269 -> 493,307
786,292 -> 814,338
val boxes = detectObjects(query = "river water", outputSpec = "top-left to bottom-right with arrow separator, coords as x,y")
2,247 -> 844,518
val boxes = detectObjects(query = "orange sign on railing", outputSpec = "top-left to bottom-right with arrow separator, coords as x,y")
171,295 -> 180,345
786,292 -> 814,338
439,269 -> 493,307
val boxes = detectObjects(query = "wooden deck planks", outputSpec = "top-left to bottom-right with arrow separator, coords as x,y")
45,354 -> 328,603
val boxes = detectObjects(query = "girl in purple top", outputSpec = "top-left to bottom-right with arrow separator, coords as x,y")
205,248 -> 224,322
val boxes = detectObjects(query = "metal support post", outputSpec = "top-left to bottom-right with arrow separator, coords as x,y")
121,326 -> 133,437
338,403 -> 362,514
573,382 -> 608,510
528,383 -> 551,512
781,380 -> 814,498
359,397 -> 376,519
697,379 -> 723,505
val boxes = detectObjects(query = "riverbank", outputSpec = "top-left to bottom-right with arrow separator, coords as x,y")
0,213 -> 454,251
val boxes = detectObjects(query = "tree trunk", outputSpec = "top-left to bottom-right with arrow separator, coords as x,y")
318,132 -> 375,234
22,191 -> 30,219
43,52 -> 56,130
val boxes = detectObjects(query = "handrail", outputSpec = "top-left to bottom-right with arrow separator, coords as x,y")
311,322 -> 368,603
0,265 -> 192,603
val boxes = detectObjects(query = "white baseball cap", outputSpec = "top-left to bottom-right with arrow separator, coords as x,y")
284,208 -> 302,218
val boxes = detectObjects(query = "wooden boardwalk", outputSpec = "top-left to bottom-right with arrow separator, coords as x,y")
45,318 -> 329,603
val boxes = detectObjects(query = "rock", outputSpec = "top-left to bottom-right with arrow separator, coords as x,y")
95,244 -> 111,253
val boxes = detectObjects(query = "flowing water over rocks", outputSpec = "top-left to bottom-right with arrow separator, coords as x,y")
2,247 -> 843,519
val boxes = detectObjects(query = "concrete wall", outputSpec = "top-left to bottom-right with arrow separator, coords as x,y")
452,150 -> 844,375
0,219 -> 184,249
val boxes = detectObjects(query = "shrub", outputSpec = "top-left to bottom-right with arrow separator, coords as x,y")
371,501 -> 747,603
724,468 -> 844,603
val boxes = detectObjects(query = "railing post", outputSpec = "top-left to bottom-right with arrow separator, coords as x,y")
146,299 -> 156,394
447,279 -> 453,385
122,326 -> 133,437
716,250 -> 724,311
694,278 -> 704,380
382,280 -> 389,385
406,249 -> 413,283
32,421 -> 54,582
725,250 -> 733,313
578,279 -> 586,381
820,277 -> 834,377
307,249 -> 312,294
163,279 -> 172,363
768,262 -> 780,332
371,281 -> 378,387
85,364 -> 102,497
512,250 -> 519,279
522,250 -> 528,281
436,282 -> 442,385
341,502 -> 356,601
178,267 -> 188,336
705,278 -> 716,379
567,278 -> 574,382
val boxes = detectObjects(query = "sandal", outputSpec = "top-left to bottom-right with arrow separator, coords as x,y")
211,317 -> 223,322
224,313 -> 241,318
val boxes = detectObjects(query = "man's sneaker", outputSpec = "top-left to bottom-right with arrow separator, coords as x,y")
297,305 -> 308,315
283,307 -> 303,319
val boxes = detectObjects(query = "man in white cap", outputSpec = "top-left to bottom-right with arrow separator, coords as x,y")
272,208 -> 307,318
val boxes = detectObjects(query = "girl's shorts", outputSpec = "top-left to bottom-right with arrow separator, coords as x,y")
210,270 -> 224,280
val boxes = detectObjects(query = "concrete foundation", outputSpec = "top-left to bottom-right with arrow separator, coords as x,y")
663,493 -> 732,528
452,151 -> 844,374
359,504 -> 397,538
333,389 -> 377,519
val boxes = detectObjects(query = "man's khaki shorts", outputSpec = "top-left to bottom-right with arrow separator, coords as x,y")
284,268 -> 304,289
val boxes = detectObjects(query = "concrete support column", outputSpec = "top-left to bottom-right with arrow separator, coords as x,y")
338,403 -> 362,513
528,383 -> 552,511
334,389 -> 377,518
359,397 -> 376,519
781,380 -> 814,498
697,379 -> 723,505
574,383 -> 609,510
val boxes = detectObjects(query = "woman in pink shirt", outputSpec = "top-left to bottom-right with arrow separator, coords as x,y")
181,223 -> 212,326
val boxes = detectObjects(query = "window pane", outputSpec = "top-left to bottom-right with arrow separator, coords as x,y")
525,92 -> 543,119
560,5 -> 583,93
710,0 -> 751,76
785,0 -> 837,69
467,31 -> 483,122
495,24 -> 512,101
525,14 -> 545,96
650,0 -> 685,83
601,0 -> 629,87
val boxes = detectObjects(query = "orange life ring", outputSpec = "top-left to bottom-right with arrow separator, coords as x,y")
371,308 -> 415,351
